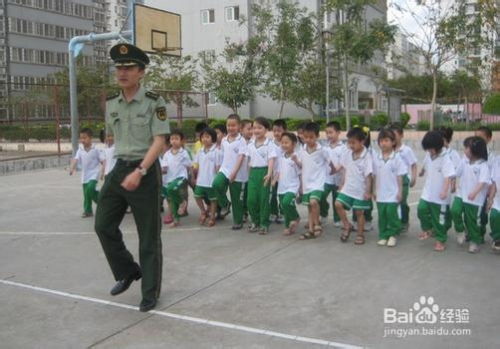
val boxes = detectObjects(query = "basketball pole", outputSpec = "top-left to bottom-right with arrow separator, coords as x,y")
68,31 -> 132,156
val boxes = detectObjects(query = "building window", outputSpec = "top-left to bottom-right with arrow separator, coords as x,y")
225,6 -> 239,22
201,49 -> 216,64
208,92 -> 217,105
201,9 -> 215,25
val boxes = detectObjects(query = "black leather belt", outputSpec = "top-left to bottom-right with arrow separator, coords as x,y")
117,159 -> 143,167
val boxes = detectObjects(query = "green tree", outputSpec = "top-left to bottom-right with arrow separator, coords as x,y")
391,0 -> 492,129
252,0 -> 316,119
52,62 -> 114,118
145,54 -> 199,124
199,36 -> 265,114
324,0 -> 397,129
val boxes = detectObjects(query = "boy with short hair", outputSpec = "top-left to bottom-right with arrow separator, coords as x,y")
70,128 -> 102,218
390,123 -> 418,233
475,126 -> 495,239
270,119 -> 287,223
298,122 -> 332,240
212,114 -> 248,230
321,121 -> 345,226
240,119 -> 254,222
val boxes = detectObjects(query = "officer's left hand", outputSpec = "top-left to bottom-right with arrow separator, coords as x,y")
121,170 -> 142,191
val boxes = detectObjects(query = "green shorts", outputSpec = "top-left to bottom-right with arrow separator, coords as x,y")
336,192 -> 371,211
194,185 -> 216,201
302,190 -> 323,205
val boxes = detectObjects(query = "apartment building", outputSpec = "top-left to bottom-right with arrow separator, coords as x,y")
147,0 -> 391,119
0,0 -> 107,121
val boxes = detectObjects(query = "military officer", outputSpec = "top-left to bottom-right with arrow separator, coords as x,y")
94,43 -> 169,312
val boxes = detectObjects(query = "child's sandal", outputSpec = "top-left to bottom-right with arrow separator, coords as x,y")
340,226 -> 352,242
300,231 -> 316,240
206,218 -> 216,227
354,234 -> 365,245
199,212 -> 208,225
418,231 -> 432,240
313,225 -> 323,237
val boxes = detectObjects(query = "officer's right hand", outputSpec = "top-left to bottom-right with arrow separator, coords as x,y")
121,170 -> 142,191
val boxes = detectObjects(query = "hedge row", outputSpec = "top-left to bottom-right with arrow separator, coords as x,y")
2,114 -> 496,142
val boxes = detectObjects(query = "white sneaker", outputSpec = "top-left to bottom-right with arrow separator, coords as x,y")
387,236 -> 397,247
377,239 -> 387,246
456,232 -> 466,246
334,221 -> 342,228
468,242 -> 480,254
365,222 -> 373,232
352,221 -> 358,231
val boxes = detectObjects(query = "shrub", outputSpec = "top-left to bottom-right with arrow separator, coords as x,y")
484,94 -> 500,114
369,113 -> 389,130
416,120 -> 430,131
400,112 -> 411,128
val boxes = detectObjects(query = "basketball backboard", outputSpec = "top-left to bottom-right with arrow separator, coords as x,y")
134,4 -> 182,57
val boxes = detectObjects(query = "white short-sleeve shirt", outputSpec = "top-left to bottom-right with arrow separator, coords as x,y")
395,144 -> 417,180
325,142 -> 347,186
219,134 -> 248,182
99,145 -> 116,176
277,152 -> 301,194
491,159 -> 500,211
445,147 -> 462,171
74,145 -> 101,183
194,145 -> 222,188
488,147 -> 496,171
456,158 -> 491,206
337,147 -> 373,200
373,151 -> 407,203
247,138 -> 277,168
299,143 -> 331,194
421,151 -> 456,205
161,148 -> 192,184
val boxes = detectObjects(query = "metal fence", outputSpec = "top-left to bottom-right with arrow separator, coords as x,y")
0,82 -> 209,126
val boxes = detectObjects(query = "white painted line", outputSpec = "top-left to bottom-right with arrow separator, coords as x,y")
0,279 -> 363,349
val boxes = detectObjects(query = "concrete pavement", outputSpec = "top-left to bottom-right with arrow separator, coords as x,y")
0,167 -> 499,349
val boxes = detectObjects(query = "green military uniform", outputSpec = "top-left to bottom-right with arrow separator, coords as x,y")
94,44 -> 170,308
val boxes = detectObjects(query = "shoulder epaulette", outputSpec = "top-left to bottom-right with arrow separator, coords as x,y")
106,92 -> 120,101
145,91 -> 159,100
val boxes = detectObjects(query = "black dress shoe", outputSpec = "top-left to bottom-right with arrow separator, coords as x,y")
139,298 -> 157,312
110,270 -> 142,296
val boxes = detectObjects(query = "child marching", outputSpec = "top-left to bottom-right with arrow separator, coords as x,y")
275,132 -> 302,235
373,129 -> 407,247
390,123 -> 418,233
193,128 -> 222,227
298,122 -> 332,240
161,130 -> 192,227
334,127 -> 373,245
321,121 -> 346,226
417,131 -> 456,252
69,128 -> 102,218
450,136 -> 490,253
246,117 -> 277,234
212,114 -> 248,230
